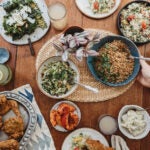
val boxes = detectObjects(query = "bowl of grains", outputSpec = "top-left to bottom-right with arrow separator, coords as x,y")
87,35 -> 140,86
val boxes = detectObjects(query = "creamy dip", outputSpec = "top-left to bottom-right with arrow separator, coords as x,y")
121,110 -> 147,136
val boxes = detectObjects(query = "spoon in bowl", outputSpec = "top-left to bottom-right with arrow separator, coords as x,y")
129,55 -> 150,61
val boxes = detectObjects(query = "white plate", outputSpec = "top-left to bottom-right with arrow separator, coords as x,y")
50,100 -> 81,132
75,0 -> 121,19
61,128 -> 109,150
0,0 -> 50,45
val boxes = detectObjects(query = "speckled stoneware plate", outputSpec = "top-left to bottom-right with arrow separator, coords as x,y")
0,0 -> 50,45
0,91 -> 37,150
75,0 -> 121,19
61,128 -> 109,150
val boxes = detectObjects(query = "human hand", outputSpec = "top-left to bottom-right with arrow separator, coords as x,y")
137,59 -> 150,88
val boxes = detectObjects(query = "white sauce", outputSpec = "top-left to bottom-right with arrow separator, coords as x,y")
121,110 -> 147,136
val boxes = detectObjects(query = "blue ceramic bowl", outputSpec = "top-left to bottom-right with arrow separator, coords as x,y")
87,35 -> 140,87
0,48 -> 10,64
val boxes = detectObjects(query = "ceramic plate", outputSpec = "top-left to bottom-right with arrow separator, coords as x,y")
50,100 -> 81,132
75,0 -> 121,19
61,128 -> 109,150
0,0 -> 50,45
0,91 -> 37,150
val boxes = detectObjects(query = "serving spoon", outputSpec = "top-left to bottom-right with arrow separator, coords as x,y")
75,81 -> 99,93
129,55 -> 150,61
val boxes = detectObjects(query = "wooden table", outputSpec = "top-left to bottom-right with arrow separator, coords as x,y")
0,0 -> 150,149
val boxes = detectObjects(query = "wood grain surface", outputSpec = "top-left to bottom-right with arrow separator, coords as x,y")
0,0 -> 150,150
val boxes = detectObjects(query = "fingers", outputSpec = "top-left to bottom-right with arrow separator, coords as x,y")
137,75 -> 150,88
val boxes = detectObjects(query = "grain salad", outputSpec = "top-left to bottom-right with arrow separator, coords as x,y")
120,2 -> 150,43
94,40 -> 134,83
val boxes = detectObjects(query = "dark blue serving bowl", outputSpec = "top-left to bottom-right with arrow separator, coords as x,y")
87,35 -> 140,87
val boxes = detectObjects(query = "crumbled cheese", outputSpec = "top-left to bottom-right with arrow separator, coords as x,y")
6,5 -> 33,26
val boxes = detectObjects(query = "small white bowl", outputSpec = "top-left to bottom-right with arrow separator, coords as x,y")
37,56 -> 79,99
118,105 -> 150,139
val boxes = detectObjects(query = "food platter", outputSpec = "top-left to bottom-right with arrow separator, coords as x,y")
50,100 -> 81,132
75,0 -> 121,19
117,0 -> 150,44
0,0 -> 50,45
0,91 -> 37,150
61,128 -> 109,150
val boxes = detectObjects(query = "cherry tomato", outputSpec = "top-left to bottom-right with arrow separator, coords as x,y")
127,15 -> 135,21
141,21 -> 147,29
93,1 -> 99,10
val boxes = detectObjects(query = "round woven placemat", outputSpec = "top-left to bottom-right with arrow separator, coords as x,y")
36,29 -> 134,102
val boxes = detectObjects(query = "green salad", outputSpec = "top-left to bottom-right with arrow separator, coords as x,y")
41,61 -> 76,97
3,0 -> 47,40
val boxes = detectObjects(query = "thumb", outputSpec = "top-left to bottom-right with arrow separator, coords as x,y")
139,59 -> 150,69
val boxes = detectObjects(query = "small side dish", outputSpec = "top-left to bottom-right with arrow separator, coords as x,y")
118,105 -> 150,139
121,109 -> 147,137
88,0 -> 115,14
2,0 -> 47,40
50,101 -> 81,132
41,61 -> 76,96
37,56 -> 79,99
118,1 -> 150,43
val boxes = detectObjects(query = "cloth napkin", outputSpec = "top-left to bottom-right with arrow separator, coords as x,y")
12,84 -> 56,150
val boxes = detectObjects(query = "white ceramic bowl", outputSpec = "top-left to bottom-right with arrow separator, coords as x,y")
118,105 -> 150,139
37,56 -> 79,99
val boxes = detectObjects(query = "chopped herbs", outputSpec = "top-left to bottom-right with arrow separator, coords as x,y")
41,61 -> 76,97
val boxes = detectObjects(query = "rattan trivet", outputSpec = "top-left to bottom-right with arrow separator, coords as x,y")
36,29 -> 134,102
